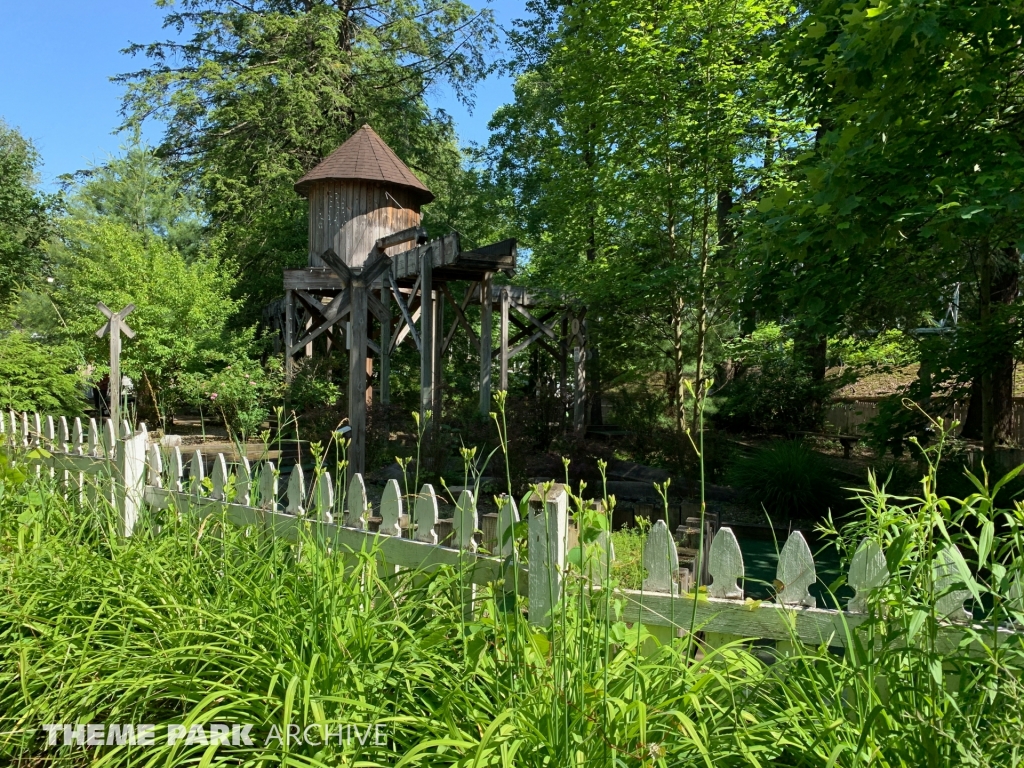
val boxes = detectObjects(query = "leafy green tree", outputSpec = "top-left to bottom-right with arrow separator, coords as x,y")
118,0 -> 497,318
52,218 -> 248,425
746,0 -> 1024,457
488,0 -> 792,429
0,331 -> 85,415
64,137 -> 204,257
0,120 -> 57,308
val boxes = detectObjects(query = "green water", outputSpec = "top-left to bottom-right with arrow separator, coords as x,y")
739,538 -> 849,608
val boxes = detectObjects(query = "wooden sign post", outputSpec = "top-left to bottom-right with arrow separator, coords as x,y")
96,302 -> 136,429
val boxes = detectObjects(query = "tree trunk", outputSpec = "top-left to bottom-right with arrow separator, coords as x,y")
794,331 -> 827,382
672,296 -> 687,432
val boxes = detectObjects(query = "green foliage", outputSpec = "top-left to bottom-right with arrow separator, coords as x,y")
723,322 -> 789,367
178,358 -> 284,438
489,0 -> 794,422
0,331 -> 84,415
830,330 -> 918,370
0,120 -> 57,307
4,428 -> 1024,763
52,218 -> 248,414
607,386 -> 670,463
63,137 -> 203,257
726,440 -> 841,518
286,355 -> 343,415
716,358 -> 840,434
608,525 -> 647,590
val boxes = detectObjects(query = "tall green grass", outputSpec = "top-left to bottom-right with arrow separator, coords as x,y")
1,422 -> 1023,766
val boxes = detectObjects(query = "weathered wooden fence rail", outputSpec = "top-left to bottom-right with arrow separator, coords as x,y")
3,410 -> 1020,652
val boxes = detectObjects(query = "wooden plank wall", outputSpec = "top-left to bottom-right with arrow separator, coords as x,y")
307,181 -> 422,269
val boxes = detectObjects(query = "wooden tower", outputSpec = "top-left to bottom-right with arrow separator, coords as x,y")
294,124 -> 433,270
281,125 -> 585,480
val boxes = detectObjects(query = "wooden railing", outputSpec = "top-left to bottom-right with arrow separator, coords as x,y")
3,410 -> 1020,651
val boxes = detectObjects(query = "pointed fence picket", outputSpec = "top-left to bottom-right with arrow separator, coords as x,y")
8,409 -> 1024,653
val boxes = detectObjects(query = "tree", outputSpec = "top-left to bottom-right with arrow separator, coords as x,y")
118,0 -> 497,318
0,332 -> 85,415
0,120 -> 57,309
64,136 -> 204,257
52,218 -> 248,425
487,0 -> 792,429
745,0 -> 1024,458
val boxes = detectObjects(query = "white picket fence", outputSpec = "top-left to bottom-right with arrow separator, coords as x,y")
2,410 -> 1020,651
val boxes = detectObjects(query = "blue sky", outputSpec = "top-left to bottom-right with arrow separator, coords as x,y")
0,0 -> 523,190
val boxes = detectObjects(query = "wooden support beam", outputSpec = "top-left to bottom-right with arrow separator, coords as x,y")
388,272 -> 420,351
318,248 -> 353,287
506,311 -> 558,349
509,328 -> 549,359
348,281 -> 368,480
573,313 -> 586,434
434,289 -> 444,418
420,245 -> 434,419
381,285 -> 391,406
295,289 -> 328,319
479,273 -> 493,416
392,305 -> 422,352
441,283 -> 479,354
361,249 -> 393,287
511,302 -> 559,343
499,286 -> 509,391
291,289 -> 350,352
560,314 -> 568,420
284,290 -> 296,381
367,290 -> 388,324
375,226 -> 427,253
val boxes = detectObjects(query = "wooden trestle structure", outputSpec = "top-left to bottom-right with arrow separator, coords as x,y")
272,125 -> 589,477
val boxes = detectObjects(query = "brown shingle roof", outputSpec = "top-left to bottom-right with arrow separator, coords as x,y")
294,124 -> 434,204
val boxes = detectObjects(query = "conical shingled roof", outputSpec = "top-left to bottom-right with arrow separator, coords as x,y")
294,124 -> 434,204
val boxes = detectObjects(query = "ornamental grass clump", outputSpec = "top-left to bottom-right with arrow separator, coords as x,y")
727,439 -> 841,519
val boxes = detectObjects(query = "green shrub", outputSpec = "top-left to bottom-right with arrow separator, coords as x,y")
178,358 -> 284,438
829,329 -> 918,369
726,439 -> 841,518
717,358 -> 841,433
287,354 -> 343,414
0,332 -> 85,414
607,386 -> 670,463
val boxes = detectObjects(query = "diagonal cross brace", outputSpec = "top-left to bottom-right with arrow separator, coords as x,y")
95,302 -> 136,339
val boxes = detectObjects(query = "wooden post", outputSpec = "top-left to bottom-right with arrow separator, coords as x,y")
434,289 -> 444,418
381,284 -> 391,406
642,519 -> 679,651
95,302 -> 135,429
499,286 -> 510,392
479,273 -> 493,415
528,483 -> 568,628
284,289 -> 296,381
560,313 -> 568,423
420,246 -> 434,419
572,315 -> 586,434
109,315 -> 121,425
348,280 -> 368,480
114,426 -> 147,537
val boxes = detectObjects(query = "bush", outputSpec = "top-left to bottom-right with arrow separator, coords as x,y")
178,358 -> 284,438
726,439 -> 841,519
715,357 -> 840,434
287,354 -> 343,414
607,386 -> 670,464
0,332 -> 85,414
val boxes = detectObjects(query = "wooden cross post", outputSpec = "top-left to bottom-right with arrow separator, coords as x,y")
96,302 -> 136,429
